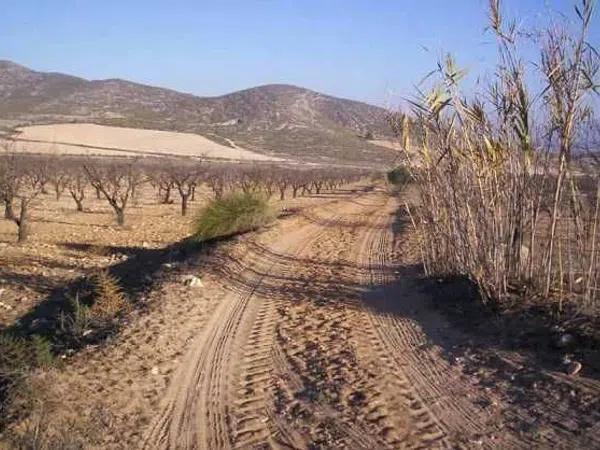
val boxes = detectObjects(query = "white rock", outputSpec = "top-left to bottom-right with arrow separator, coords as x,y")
0,300 -> 12,310
181,275 -> 204,288
151,366 -> 160,375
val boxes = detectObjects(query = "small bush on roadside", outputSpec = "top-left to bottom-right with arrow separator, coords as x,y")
0,333 -> 56,429
29,335 -> 55,370
90,271 -> 130,321
59,294 -> 92,336
0,333 -> 54,377
194,191 -> 275,241
386,166 -> 412,189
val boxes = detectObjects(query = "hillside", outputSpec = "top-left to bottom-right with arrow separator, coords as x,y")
0,60 -> 396,166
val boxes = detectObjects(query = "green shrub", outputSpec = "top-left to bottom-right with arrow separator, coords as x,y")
386,166 -> 412,188
0,334 -> 32,375
194,191 -> 275,241
29,336 -> 55,370
0,334 -> 55,375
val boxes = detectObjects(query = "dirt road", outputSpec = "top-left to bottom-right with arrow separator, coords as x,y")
138,186 -> 599,449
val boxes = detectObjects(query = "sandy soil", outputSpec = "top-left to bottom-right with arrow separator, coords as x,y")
6,123 -> 281,161
2,184 -> 599,449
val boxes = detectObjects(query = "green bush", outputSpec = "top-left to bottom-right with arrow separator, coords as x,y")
386,166 -> 412,188
0,333 -> 55,429
29,336 -> 55,370
0,333 -> 55,375
0,334 -> 32,375
194,191 -> 275,241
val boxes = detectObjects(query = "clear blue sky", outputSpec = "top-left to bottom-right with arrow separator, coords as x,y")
2,1 -> 598,105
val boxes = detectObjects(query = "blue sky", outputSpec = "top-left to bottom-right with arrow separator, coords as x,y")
1,1 -> 598,105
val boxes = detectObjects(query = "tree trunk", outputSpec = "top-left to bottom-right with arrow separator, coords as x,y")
96,187 -> 101,200
17,198 -> 29,243
191,185 -> 196,201
280,188 -> 285,200
4,198 -> 15,220
181,195 -> 189,216
115,207 -> 125,226
70,191 -> 85,212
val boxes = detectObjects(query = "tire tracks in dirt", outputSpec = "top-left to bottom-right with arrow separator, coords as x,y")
142,188 -> 376,449
143,186 -> 530,449
271,190 -> 433,449
356,196 -> 529,448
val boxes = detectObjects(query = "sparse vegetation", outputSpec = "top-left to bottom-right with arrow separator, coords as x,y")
89,270 -> 130,322
0,333 -> 55,428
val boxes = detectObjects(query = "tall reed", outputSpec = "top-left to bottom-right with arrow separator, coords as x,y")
392,0 -> 600,314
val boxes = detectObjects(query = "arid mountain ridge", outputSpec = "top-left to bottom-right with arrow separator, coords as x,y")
0,60 -> 396,166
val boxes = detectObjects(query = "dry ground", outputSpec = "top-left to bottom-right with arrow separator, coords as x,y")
1,182 -> 600,449
5,123 -> 282,161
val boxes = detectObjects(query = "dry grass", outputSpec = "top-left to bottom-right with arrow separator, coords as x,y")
90,271 -> 130,321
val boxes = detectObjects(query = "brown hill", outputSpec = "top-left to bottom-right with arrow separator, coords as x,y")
0,60 -> 396,166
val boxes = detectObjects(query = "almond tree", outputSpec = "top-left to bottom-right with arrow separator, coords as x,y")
49,166 -> 70,201
0,151 -> 17,220
166,163 -> 202,216
84,160 -> 143,225
206,166 -> 227,199
67,168 -> 88,212
0,156 -> 47,242
276,172 -> 289,200
149,170 -> 175,204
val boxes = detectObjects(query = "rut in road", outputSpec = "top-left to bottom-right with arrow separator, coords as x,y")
142,186 -> 508,449
142,188 -> 379,449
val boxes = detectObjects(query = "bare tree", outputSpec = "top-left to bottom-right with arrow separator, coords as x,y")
49,165 -> 70,201
0,150 -> 17,220
206,166 -> 227,199
84,160 -> 143,225
166,163 -> 201,216
0,155 -> 47,242
67,167 -> 88,212
276,172 -> 289,200
149,170 -> 175,204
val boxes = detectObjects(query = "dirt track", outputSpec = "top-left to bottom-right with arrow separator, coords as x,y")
17,183 -> 594,448
136,185 -> 583,449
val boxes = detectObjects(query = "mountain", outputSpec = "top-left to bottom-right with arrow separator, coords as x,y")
0,60 -> 396,166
